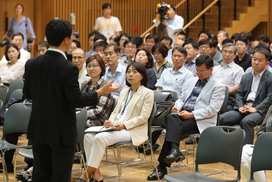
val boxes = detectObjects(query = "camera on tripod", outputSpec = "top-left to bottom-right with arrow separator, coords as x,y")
27,38 -> 33,52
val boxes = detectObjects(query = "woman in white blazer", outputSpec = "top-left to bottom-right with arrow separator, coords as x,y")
77,62 -> 154,182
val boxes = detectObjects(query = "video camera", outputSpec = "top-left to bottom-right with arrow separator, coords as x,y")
157,2 -> 170,22
0,38 -> 9,47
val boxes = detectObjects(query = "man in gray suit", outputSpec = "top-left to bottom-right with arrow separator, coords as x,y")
220,47 -> 272,145
147,55 -> 225,180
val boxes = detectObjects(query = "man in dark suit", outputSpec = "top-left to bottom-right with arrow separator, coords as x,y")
23,19 -> 121,182
220,47 -> 272,145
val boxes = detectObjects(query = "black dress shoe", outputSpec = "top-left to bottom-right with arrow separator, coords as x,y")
90,178 -> 103,182
76,178 -> 86,182
164,149 -> 185,165
147,166 -> 167,180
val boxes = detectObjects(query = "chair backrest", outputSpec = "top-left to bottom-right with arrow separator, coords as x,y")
76,109 -> 88,149
250,132 -> 272,180
147,102 -> 157,139
5,79 -> 24,104
9,89 -> 23,100
0,99 -> 3,111
0,85 -> 9,103
195,126 -> 245,180
153,90 -> 178,102
3,103 -> 32,136
220,86 -> 229,114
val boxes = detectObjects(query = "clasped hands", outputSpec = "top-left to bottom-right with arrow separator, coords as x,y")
171,106 -> 194,120
238,105 -> 257,114
104,120 -> 126,131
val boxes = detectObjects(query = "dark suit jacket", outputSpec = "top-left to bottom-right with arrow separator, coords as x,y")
234,69 -> 272,116
23,50 -> 98,146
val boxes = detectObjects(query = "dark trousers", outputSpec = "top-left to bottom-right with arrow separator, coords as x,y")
32,141 -> 75,182
219,110 -> 264,144
158,114 -> 199,164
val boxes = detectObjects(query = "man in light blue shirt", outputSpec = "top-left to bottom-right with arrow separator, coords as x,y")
153,4 -> 184,45
183,39 -> 199,76
156,47 -> 193,96
102,44 -> 127,98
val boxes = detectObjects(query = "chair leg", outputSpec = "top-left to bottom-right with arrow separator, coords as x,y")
2,150 -> 9,182
116,146 -> 122,176
13,150 -> 18,182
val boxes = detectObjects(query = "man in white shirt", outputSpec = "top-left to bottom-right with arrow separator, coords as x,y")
94,3 -> 122,41
153,4 -> 184,45
1,32 -> 30,63
72,48 -> 90,88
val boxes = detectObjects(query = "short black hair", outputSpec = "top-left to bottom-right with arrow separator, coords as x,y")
183,38 -> 199,50
88,30 -> 99,38
124,39 -> 136,48
161,36 -> 173,46
253,46 -> 271,61
241,31 -> 253,42
93,41 -> 108,50
72,39 -> 81,48
222,38 -> 233,45
235,36 -> 248,45
36,41 -> 49,51
152,43 -> 169,58
172,47 -> 187,57
258,35 -> 271,44
210,37 -> 218,48
102,3 -> 111,10
126,62 -> 148,87
132,36 -> 143,48
12,32 -> 24,41
198,30 -> 211,39
72,30 -> 80,38
5,44 -> 20,62
175,30 -> 187,38
196,55 -> 213,69
231,33 -> 242,41
135,48 -> 154,69
104,44 -> 120,53
170,4 -> 176,11
45,19 -> 72,47
117,33 -> 132,46
145,34 -> 159,43
94,33 -> 107,43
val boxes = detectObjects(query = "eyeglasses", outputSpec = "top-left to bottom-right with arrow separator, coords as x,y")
86,64 -> 99,69
72,56 -> 84,60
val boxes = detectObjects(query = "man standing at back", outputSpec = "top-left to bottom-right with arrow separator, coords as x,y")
23,19 -> 121,182
94,3 -> 122,42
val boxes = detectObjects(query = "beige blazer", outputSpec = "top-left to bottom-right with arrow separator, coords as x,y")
109,85 -> 154,146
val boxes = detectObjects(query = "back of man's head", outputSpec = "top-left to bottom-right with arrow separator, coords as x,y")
45,19 -> 72,47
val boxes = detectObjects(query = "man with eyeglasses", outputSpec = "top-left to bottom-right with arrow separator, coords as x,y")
72,48 -> 90,88
118,39 -> 137,67
147,55 -> 225,180
220,47 -> 272,145
198,38 -> 220,66
213,43 -> 244,110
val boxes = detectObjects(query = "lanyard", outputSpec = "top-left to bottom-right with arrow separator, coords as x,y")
121,90 -> 134,115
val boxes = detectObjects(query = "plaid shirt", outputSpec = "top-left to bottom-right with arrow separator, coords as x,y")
81,78 -> 114,127
182,79 -> 208,111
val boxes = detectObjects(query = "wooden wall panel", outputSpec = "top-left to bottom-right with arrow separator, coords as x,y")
251,22 -> 268,40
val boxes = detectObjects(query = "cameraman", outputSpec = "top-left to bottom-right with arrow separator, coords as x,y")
153,4 -> 184,46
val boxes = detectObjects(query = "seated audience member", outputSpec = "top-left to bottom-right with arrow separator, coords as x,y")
93,41 -> 108,63
213,43 -> 244,110
85,31 -> 100,58
109,35 -> 118,45
144,34 -> 159,53
135,48 -> 157,90
198,39 -> 219,66
241,31 -> 253,54
1,32 -> 30,63
77,62 -> 154,182
68,39 -> 81,53
174,30 -> 187,45
102,44 -> 127,98
132,36 -> 144,49
72,30 -> 80,41
0,44 -> 25,86
147,55 -> 225,180
81,55 -> 114,127
197,30 -> 211,42
36,41 -> 49,56
222,38 -> 234,45
231,33 -> 242,43
117,33 -> 131,56
258,34 -> 271,47
234,36 -> 252,71
156,47 -> 193,95
152,43 -> 172,79
182,38 -> 199,75
173,39 -> 184,48
94,33 -> 107,44
217,30 -> 228,51
118,39 -> 137,67
72,48 -> 90,87
245,44 -> 272,73
210,37 -> 223,65
160,36 -> 173,64
219,47 -> 272,145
